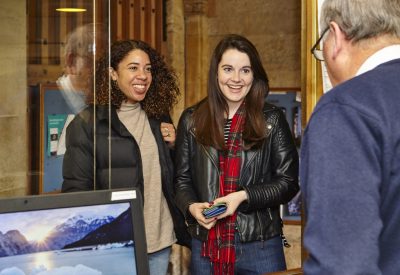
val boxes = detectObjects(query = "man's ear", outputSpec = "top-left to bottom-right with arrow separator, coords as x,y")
65,53 -> 77,74
329,21 -> 347,59
65,53 -> 75,67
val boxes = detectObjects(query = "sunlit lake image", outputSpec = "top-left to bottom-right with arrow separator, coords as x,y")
0,202 -> 138,275
0,246 -> 136,275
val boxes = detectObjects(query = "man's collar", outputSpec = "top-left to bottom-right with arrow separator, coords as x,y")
356,44 -> 400,76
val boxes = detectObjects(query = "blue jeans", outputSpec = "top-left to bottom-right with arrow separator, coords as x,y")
191,234 -> 286,275
148,246 -> 171,275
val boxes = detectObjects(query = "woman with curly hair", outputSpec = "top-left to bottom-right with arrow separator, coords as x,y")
62,40 -> 190,274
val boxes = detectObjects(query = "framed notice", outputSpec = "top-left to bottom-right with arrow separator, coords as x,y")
30,84 -> 76,194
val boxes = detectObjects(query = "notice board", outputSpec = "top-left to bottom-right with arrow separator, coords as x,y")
31,84 -> 75,193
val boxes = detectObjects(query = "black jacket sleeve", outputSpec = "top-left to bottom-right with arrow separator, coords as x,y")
243,108 -> 299,211
62,111 -> 95,192
173,108 -> 199,220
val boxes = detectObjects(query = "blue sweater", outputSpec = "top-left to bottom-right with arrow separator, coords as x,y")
301,59 -> 400,274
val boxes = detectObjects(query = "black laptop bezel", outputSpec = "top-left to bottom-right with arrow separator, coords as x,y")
0,188 -> 149,275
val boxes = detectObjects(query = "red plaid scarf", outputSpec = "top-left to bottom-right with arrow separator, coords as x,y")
201,103 -> 245,275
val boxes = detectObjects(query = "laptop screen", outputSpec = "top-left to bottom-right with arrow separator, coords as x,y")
0,189 -> 149,275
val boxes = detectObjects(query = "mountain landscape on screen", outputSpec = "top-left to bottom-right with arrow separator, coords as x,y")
0,208 -> 132,257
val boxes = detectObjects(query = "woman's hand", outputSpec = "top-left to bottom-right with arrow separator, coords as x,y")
160,122 -> 176,147
212,190 -> 248,219
188,202 -> 218,230
188,191 -> 247,230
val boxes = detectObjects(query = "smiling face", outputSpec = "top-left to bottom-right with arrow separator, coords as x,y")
110,49 -> 152,104
217,48 -> 254,117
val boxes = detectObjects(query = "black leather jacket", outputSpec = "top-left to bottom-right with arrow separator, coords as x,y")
62,105 -> 191,248
174,102 -> 299,242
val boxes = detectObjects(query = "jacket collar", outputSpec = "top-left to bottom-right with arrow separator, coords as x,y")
95,104 -> 161,138
95,105 -> 133,137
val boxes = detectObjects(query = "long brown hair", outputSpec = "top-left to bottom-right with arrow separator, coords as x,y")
93,40 -> 180,119
193,34 -> 268,150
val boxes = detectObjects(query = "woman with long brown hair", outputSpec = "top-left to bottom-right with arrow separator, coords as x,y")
174,34 -> 299,274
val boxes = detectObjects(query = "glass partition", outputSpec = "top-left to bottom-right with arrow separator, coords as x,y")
0,0 -> 165,196
27,0 -> 111,194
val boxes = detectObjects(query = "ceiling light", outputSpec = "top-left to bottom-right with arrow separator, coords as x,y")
56,8 -> 87,12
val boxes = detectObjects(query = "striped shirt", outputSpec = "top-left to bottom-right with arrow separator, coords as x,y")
224,118 -> 232,143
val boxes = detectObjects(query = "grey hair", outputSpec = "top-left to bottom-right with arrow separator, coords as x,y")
64,23 -> 107,57
320,0 -> 400,42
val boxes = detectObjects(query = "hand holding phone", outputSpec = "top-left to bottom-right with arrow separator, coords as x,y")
202,202 -> 227,219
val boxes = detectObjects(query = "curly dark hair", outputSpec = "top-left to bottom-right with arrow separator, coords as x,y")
93,40 -> 180,119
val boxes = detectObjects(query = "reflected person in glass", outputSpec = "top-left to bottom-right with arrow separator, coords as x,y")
57,23 -> 107,114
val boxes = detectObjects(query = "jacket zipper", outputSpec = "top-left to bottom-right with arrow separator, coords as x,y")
200,143 -> 221,197
256,211 -> 265,248
239,150 -> 258,182
268,208 -> 273,220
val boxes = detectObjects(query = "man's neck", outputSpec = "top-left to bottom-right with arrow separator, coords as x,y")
346,34 -> 400,80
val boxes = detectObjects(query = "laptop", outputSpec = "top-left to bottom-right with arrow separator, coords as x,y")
0,189 -> 149,275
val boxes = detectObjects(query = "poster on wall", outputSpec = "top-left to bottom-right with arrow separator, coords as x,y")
29,84 -> 76,194
47,114 -> 67,157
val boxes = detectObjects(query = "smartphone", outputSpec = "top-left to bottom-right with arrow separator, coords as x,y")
202,202 -> 227,219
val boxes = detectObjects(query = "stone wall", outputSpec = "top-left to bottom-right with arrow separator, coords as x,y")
0,1 -> 28,197
208,0 -> 301,88
181,0 -> 301,109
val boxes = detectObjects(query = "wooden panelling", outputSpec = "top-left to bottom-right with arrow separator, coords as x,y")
112,0 -> 162,49
48,1 -> 61,65
41,0 -> 49,65
27,0 -> 164,85
129,0 -> 135,39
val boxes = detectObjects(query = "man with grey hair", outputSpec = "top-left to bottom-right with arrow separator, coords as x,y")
301,0 -> 400,274
57,23 -> 107,114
